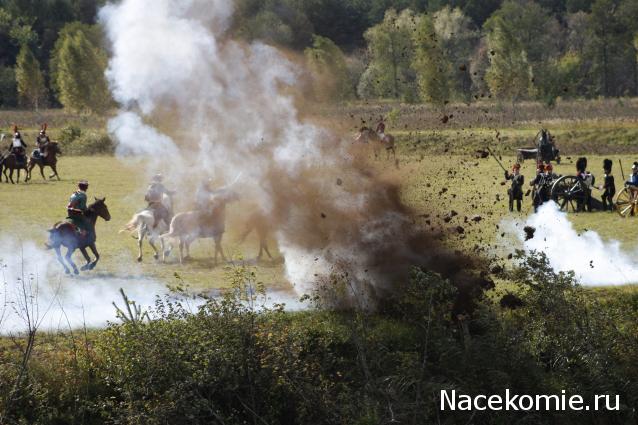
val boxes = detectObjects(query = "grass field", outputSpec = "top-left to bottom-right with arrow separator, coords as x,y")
1,102 -> 638,294
1,151 -> 637,293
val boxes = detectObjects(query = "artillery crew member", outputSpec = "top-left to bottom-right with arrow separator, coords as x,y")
530,163 -> 553,212
505,163 -> 524,212
576,157 -> 594,211
67,180 -> 90,238
599,159 -> 616,211
626,162 -> 638,187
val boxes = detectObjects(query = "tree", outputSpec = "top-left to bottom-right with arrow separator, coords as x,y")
485,0 -> 562,101
412,14 -> 449,106
53,24 -> 111,113
433,6 -> 478,101
485,16 -> 533,103
358,9 -> 419,101
15,44 -> 46,109
304,35 -> 353,101
0,66 -> 17,107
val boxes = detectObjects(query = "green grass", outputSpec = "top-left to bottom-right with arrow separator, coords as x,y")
0,157 -> 287,292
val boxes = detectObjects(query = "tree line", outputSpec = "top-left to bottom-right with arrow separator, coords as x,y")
1,0 -> 637,112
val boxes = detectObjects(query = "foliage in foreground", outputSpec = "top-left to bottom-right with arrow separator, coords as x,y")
0,254 -> 636,424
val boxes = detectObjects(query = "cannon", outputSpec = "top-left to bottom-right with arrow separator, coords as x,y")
614,186 -> 638,217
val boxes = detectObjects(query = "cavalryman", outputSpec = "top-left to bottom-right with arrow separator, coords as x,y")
67,180 -> 90,238
8,126 -> 27,164
144,174 -> 174,228
35,123 -> 51,159
599,159 -> 615,211
504,163 -> 524,212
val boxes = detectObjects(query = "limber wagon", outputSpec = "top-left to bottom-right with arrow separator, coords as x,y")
516,129 -> 561,165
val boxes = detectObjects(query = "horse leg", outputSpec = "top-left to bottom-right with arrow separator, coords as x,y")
137,227 -> 145,262
54,246 -> 71,274
148,234 -> 160,260
88,244 -> 100,270
80,247 -> 92,271
9,168 -> 14,184
50,163 -> 60,180
65,247 -> 79,275
178,238 -> 184,264
39,163 -> 45,180
214,234 -> 226,264
262,239 -> 273,260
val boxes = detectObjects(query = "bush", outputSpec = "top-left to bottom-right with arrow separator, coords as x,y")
57,124 -> 114,155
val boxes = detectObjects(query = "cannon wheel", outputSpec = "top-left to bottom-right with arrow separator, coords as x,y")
614,187 -> 638,217
550,176 -> 587,212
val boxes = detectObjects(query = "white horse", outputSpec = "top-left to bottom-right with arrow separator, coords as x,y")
355,127 -> 396,160
121,194 -> 173,262
160,189 -> 239,264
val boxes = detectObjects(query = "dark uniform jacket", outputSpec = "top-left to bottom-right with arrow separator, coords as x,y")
505,172 -> 524,199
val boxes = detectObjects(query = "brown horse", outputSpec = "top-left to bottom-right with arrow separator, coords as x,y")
1,151 -> 29,184
46,198 -> 111,274
26,141 -> 61,181
355,127 -> 396,160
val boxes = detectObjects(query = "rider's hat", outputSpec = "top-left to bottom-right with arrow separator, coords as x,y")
544,163 -> 553,172
78,180 -> 89,188
632,162 -> 638,170
512,163 -> 521,170
40,123 -> 47,134
152,173 -> 163,182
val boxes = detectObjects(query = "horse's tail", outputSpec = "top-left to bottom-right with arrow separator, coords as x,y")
120,212 -> 148,234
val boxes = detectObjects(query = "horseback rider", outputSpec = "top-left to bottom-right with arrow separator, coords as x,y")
195,178 -> 215,211
8,126 -> 27,165
376,118 -> 386,139
144,174 -> 174,228
505,163 -> 524,212
34,123 -> 51,159
67,180 -> 91,238
599,159 -> 615,211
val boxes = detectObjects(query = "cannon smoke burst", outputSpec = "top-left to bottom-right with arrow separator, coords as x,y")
519,202 -> 638,285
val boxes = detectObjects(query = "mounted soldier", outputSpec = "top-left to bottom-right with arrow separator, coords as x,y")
7,125 -> 27,165
33,123 -> 51,159
67,180 -> 91,238
144,174 -> 174,228
504,163 -> 524,212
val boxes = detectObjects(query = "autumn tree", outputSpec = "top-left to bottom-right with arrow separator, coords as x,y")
305,35 -> 353,101
412,14 -> 449,106
358,9 -> 419,101
52,22 -> 111,113
15,44 -> 46,109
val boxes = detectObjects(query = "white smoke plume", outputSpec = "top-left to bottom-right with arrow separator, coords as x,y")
0,239 -> 171,334
518,202 -> 638,286
98,0 -> 473,304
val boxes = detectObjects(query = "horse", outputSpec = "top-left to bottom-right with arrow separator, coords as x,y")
161,190 -> 239,264
26,141 -> 62,181
1,151 -> 29,184
121,194 -> 173,262
238,211 -> 273,261
355,127 -> 396,160
46,198 -> 111,274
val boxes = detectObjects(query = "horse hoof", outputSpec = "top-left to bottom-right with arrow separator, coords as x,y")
153,253 -> 158,260
65,269 -> 70,275
73,269 -> 79,275
89,263 -> 97,270
137,257 -> 143,262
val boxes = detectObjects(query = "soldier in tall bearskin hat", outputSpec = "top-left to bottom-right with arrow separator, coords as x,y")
576,157 -> 594,211
599,159 -> 615,211
505,163 -> 524,212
